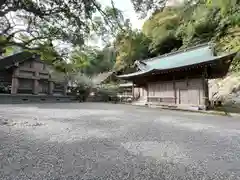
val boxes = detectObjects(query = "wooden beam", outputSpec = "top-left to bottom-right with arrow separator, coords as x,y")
132,82 -> 134,99
146,83 -> 149,103
202,67 -> 209,109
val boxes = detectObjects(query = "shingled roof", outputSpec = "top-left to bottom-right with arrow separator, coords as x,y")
118,44 -> 237,79
0,52 -> 35,70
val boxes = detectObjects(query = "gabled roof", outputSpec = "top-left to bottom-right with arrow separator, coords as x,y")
118,44 -> 237,79
0,51 -> 35,70
92,71 -> 114,85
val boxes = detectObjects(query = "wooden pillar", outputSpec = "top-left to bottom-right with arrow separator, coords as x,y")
173,76 -> 177,104
202,75 -> 206,107
205,79 -> 209,107
33,79 -> 39,94
11,77 -> 19,94
11,68 -> 19,94
63,84 -> 67,96
202,67 -> 209,109
48,81 -> 54,95
33,71 -> 39,95
146,83 -> 149,103
132,82 -> 134,99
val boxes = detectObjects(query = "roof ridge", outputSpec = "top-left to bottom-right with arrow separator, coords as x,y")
142,42 -> 212,63
0,51 -> 35,70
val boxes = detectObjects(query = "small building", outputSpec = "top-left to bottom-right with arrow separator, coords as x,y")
0,52 -> 72,103
118,44 -> 237,110
92,71 -> 115,86
118,83 -> 134,102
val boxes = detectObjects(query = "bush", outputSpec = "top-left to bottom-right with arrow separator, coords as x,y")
68,73 -> 93,102
95,84 -> 120,103
68,73 -> 120,103
0,83 -> 11,93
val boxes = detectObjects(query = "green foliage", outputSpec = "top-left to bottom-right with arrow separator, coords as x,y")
69,46 -> 116,76
113,30 -> 151,73
0,0 -> 101,50
0,0 -> 115,74
206,0 -> 239,15
143,8 -> 182,54
95,84 -> 120,102
92,5 -> 131,45
216,28 -> 240,72
131,0 -> 168,17
1,0 -> 239,81
68,73 -> 93,101
3,46 -> 21,56
177,4 -> 219,47
103,0 -> 240,76
136,0 -> 240,70
68,73 -> 119,102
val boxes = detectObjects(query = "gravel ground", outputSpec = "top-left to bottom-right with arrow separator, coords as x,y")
0,103 -> 240,180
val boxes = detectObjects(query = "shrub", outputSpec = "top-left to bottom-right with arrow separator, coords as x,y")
68,73 -> 94,102
95,84 -> 120,103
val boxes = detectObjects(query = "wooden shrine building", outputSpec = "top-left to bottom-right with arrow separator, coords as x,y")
118,44 -> 237,110
0,52 -> 73,103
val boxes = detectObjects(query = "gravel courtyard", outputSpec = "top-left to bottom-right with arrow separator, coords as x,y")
0,103 -> 240,180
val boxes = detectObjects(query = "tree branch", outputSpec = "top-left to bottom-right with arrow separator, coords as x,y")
90,0 -> 119,34
1,16 -> 12,34
110,0 -> 125,32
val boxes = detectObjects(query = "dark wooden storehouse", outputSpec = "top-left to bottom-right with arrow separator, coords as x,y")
118,44 -> 237,110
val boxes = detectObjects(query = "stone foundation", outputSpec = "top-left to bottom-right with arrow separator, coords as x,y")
0,94 -> 77,104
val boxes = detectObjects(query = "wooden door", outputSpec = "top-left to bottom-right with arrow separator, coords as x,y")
140,88 -> 145,97
179,89 -> 188,104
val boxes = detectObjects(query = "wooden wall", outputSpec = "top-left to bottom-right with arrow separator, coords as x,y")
18,79 -> 34,94
133,87 -> 147,98
133,87 -> 140,98
39,79 -> 49,94
53,83 -> 65,95
9,59 -> 66,95
147,78 -> 207,107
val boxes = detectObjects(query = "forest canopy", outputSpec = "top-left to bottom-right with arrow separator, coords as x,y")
0,0 -> 239,76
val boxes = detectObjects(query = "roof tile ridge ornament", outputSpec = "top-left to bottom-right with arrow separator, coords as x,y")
208,42 -> 216,56
134,60 -> 149,71
142,42 -> 212,63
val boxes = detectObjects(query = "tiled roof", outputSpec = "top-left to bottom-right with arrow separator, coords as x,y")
118,44 -> 237,79
144,44 -> 213,70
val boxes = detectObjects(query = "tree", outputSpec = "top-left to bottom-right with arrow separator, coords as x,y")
142,7 -> 182,55
140,0 -> 239,52
0,0 -> 114,52
69,46 -> 116,76
113,30 -> 151,73
131,0 -> 167,17
91,5 -> 131,45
